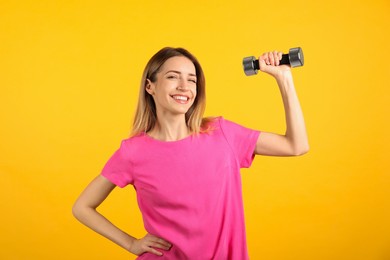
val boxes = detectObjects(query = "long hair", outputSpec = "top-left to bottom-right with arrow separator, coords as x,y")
131,47 -> 211,136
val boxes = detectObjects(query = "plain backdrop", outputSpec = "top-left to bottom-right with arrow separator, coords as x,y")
1,1 -> 389,259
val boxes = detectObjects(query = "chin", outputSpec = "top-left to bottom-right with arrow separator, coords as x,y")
175,109 -> 190,115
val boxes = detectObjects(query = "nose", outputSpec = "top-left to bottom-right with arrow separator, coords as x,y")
177,78 -> 189,91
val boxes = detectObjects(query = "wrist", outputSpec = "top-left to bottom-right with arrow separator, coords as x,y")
276,72 -> 295,93
124,236 -> 137,253
275,70 -> 293,82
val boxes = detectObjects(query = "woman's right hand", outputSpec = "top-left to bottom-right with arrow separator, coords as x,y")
258,50 -> 292,81
129,233 -> 172,256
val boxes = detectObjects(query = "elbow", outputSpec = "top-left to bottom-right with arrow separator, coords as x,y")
294,148 -> 309,156
72,200 -> 97,223
292,143 -> 310,156
72,201 -> 88,221
72,202 -> 82,220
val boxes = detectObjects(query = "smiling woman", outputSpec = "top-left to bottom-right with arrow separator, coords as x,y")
144,56 -> 198,140
132,47 -> 207,139
72,46 -> 309,259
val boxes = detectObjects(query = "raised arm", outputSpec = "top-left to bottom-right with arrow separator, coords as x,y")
72,175 -> 171,256
254,51 -> 309,156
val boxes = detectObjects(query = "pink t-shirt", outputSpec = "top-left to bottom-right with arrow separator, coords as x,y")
101,117 -> 260,259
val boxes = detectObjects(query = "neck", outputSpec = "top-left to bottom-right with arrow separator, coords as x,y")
148,114 -> 190,141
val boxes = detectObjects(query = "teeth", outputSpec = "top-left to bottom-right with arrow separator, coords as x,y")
172,96 -> 188,101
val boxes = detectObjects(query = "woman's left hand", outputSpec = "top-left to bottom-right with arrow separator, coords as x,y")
258,51 -> 292,80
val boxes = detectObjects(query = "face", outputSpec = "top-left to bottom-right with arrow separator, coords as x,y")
146,56 -> 197,117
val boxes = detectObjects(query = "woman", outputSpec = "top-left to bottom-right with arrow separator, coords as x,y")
72,47 -> 309,259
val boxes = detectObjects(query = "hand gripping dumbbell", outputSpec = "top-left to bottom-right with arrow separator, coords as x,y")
243,47 -> 304,76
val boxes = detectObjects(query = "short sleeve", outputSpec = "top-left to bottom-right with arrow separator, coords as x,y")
101,140 -> 133,188
219,117 -> 260,168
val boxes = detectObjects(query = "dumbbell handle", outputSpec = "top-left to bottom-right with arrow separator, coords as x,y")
251,54 -> 291,71
243,47 -> 304,76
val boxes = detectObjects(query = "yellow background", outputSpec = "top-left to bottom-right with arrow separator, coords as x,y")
1,0 -> 389,259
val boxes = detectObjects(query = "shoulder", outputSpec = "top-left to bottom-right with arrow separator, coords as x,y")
118,133 -> 148,153
200,116 -> 223,134
209,116 -> 238,130
200,116 -> 243,133
215,117 -> 260,138
122,133 -> 143,143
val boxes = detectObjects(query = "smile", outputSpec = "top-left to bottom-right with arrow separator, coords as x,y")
171,95 -> 190,104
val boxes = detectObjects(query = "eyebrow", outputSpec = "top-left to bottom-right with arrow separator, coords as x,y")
165,70 -> 197,77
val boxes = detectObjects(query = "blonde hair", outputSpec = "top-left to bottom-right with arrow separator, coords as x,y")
131,47 -> 212,136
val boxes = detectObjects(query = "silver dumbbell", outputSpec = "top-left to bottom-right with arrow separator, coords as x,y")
243,47 -> 304,76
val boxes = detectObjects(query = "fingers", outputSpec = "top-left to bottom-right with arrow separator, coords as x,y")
269,51 -> 275,66
277,51 -> 282,65
142,234 -> 172,256
149,237 -> 171,250
257,50 -> 291,79
259,51 -> 283,66
147,247 -> 164,256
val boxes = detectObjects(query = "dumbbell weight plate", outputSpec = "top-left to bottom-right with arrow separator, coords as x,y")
242,56 -> 258,76
289,47 -> 304,68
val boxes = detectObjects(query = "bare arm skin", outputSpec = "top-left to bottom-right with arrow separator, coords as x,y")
72,175 -> 171,256
254,51 -> 309,156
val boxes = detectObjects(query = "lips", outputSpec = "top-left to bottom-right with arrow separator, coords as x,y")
171,94 -> 190,103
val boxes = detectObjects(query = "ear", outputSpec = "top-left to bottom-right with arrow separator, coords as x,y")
145,79 -> 155,95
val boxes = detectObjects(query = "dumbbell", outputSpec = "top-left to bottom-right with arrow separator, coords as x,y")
243,47 -> 304,76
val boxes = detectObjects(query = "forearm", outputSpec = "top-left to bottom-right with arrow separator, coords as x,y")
73,206 -> 136,253
276,72 -> 309,155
